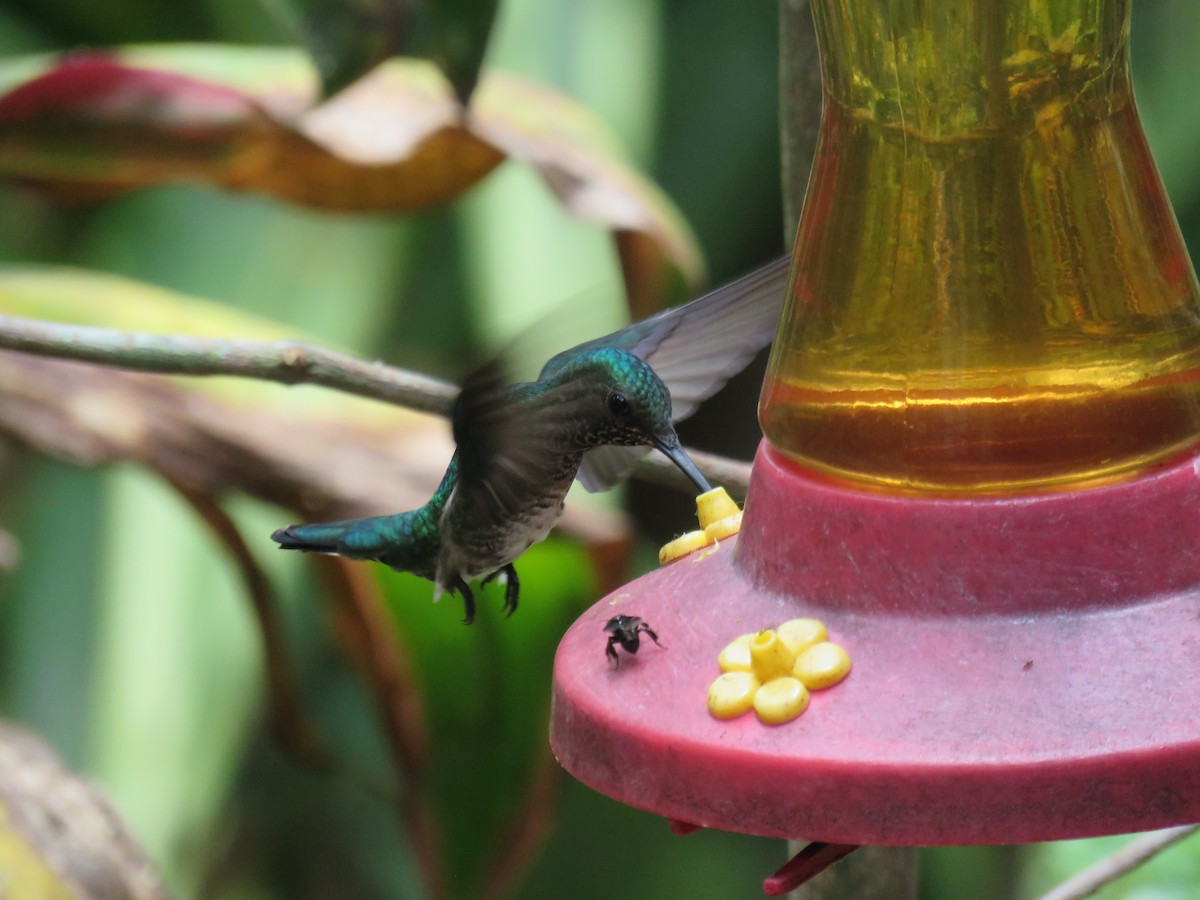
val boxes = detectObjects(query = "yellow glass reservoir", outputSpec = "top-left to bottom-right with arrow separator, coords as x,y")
761,0 -> 1200,494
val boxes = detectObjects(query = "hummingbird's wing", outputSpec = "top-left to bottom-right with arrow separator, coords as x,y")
450,365 -> 585,531
573,444 -> 646,493
549,256 -> 791,493
541,256 -> 790,418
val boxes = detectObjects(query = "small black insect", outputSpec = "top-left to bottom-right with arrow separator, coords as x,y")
604,615 -> 664,666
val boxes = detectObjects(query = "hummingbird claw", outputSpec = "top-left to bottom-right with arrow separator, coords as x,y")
483,564 -> 521,617
502,565 -> 520,617
455,577 -> 476,625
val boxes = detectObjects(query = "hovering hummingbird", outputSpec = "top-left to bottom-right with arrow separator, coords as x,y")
272,257 -> 789,623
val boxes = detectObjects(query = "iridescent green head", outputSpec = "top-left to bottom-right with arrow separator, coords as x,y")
552,348 -> 711,491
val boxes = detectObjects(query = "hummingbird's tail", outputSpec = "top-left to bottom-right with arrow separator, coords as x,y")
271,509 -> 442,580
270,520 -> 355,554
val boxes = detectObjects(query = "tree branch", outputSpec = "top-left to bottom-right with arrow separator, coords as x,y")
0,314 -> 458,413
0,313 -> 753,494
1037,824 -> 1199,900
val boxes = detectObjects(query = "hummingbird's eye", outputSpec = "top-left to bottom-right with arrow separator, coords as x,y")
607,391 -> 631,416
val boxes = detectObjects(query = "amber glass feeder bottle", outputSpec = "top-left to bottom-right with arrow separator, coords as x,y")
764,0 -> 1200,493
552,0 -> 1200,881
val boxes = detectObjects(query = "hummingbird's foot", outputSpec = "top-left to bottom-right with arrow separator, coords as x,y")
454,577 -> 476,624
483,564 -> 520,617
502,565 -> 520,617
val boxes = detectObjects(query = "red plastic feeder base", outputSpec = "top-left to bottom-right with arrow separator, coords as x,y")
551,442 -> 1200,846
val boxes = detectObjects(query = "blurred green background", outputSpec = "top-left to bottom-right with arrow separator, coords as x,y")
0,1 -> 1198,898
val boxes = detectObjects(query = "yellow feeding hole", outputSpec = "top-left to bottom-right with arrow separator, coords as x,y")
658,529 -> 712,564
707,671 -> 760,719
696,487 -> 740,528
704,511 -> 743,541
776,618 -> 828,658
706,617 -> 851,725
753,676 -> 811,724
662,487 -> 743,564
793,642 -> 853,690
717,632 -> 757,673
749,629 -> 793,682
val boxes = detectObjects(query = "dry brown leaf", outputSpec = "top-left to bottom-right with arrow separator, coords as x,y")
0,720 -> 168,899
0,47 -> 703,311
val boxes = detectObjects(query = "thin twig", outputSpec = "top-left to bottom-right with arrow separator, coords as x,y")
0,314 -> 754,494
0,314 -> 457,413
1037,824 -> 1200,900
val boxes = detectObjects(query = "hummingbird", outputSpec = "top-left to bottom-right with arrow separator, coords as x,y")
272,256 -> 789,623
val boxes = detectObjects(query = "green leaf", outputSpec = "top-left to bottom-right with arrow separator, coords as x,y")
269,0 -> 499,106
272,0 -> 411,99
0,264 -> 304,339
373,538 -> 595,900
423,0 -> 499,106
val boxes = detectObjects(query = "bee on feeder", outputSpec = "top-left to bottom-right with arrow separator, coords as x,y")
604,615 -> 664,666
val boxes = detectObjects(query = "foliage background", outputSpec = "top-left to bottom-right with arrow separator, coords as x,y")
0,0 -> 1197,897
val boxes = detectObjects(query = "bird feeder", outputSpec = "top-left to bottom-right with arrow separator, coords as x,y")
551,0 -> 1200,893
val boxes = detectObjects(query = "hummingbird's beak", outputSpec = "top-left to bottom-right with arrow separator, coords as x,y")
653,434 -> 713,494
